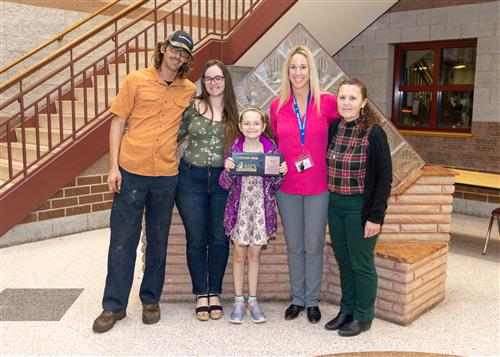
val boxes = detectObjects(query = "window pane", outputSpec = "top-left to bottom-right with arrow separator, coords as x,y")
400,49 -> 434,85
397,91 -> 432,127
438,91 -> 473,129
440,47 -> 476,84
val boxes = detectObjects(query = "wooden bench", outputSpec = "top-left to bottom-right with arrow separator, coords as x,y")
323,241 -> 449,326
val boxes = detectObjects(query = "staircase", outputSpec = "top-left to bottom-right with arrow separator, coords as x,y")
0,0 -> 297,237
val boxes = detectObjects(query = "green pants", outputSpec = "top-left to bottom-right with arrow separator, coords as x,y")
328,192 -> 377,321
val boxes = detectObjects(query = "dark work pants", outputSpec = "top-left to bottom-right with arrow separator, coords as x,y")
328,191 -> 377,321
102,168 -> 178,312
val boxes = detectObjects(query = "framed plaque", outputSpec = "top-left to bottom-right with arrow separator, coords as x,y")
231,152 -> 284,176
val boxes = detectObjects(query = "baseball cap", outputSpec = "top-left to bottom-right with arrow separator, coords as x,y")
168,30 -> 194,56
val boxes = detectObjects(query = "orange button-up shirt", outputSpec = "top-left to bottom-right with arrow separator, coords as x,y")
109,67 -> 196,176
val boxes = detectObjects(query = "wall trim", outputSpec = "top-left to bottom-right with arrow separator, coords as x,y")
0,210 -> 109,248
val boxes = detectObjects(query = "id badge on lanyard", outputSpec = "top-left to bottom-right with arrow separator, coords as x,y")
293,91 -> 314,173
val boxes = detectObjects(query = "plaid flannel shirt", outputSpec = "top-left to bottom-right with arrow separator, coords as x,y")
327,119 -> 370,194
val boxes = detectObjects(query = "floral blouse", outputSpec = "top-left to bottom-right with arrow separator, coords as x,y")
177,100 -> 224,167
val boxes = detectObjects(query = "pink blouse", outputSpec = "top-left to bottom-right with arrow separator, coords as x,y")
270,92 -> 338,195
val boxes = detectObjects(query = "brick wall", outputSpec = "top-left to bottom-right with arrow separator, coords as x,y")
404,122 -> 500,173
454,183 -> 500,204
0,154 -> 112,246
20,174 -> 113,224
161,166 -> 455,314
324,242 -> 448,325
333,1 -> 500,173
19,155 -> 112,225
380,167 -> 454,241
162,214 -> 301,301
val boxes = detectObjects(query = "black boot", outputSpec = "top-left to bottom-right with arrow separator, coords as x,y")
325,311 -> 352,331
338,319 -> 372,337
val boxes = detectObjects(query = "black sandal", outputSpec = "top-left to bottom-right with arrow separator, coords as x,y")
208,294 -> 223,320
195,294 -> 209,321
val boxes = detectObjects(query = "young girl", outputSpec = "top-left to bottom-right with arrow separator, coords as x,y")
219,107 -> 288,324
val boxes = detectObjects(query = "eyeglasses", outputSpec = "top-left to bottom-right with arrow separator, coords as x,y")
203,75 -> 225,84
167,44 -> 190,59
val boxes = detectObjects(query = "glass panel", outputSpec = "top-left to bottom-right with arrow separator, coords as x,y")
440,47 -> 476,85
235,24 -> 424,189
397,91 -> 432,127
400,49 -> 434,85
438,91 -> 473,129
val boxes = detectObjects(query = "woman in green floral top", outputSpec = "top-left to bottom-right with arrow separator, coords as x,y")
176,60 -> 239,321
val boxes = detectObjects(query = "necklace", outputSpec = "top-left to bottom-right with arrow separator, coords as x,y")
331,124 -> 358,160
331,141 -> 355,160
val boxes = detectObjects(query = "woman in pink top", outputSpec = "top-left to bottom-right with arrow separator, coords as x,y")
270,45 -> 338,324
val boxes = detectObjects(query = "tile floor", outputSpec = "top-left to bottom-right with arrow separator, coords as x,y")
0,214 -> 499,356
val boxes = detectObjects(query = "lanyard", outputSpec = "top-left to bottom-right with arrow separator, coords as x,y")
292,90 -> 311,145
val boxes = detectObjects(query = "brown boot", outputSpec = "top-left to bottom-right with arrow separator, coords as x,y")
92,310 -> 126,333
142,303 -> 161,324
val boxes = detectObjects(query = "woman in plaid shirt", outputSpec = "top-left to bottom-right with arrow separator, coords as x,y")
324,78 -> 392,337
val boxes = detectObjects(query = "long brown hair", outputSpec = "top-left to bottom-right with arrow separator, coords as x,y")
337,78 -> 378,133
152,39 -> 192,78
238,107 -> 274,140
198,60 -> 239,152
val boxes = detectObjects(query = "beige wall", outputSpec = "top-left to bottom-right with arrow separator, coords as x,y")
235,0 -> 397,67
332,1 -> 500,174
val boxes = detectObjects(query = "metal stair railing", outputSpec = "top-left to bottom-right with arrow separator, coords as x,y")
0,0 -> 263,192
0,0 -> 121,76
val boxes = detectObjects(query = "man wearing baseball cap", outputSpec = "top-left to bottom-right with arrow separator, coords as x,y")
93,30 -> 196,333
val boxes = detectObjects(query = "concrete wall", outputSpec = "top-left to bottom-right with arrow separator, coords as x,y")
0,2 -> 107,74
332,1 -> 500,173
235,0 -> 397,67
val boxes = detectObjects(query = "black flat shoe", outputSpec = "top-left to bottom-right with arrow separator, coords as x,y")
338,319 -> 372,337
284,304 -> 305,320
325,311 -> 353,331
306,306 -> 321,323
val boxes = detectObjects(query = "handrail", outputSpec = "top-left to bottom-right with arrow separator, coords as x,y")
0,0 -> 120,75
0,0 -> 295,236
0,0 -> 148,92
0,0 -> 266,187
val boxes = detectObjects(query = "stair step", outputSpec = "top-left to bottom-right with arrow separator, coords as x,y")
73,87 -> 117,102
15,127 -> 72,146
0,157 -> 24,182
108,62 -> 149,75
37,114 -> 85,130
95,74 -> 128,89
121,53 -> 152,67
0,142 -> 49,162
58,100 -> 108,116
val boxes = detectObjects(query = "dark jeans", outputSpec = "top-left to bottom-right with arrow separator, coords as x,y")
175,160 -> 229,295
102,168 -> 178,312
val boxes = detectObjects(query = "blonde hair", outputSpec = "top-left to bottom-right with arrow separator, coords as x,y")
278,45 -> 321,115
